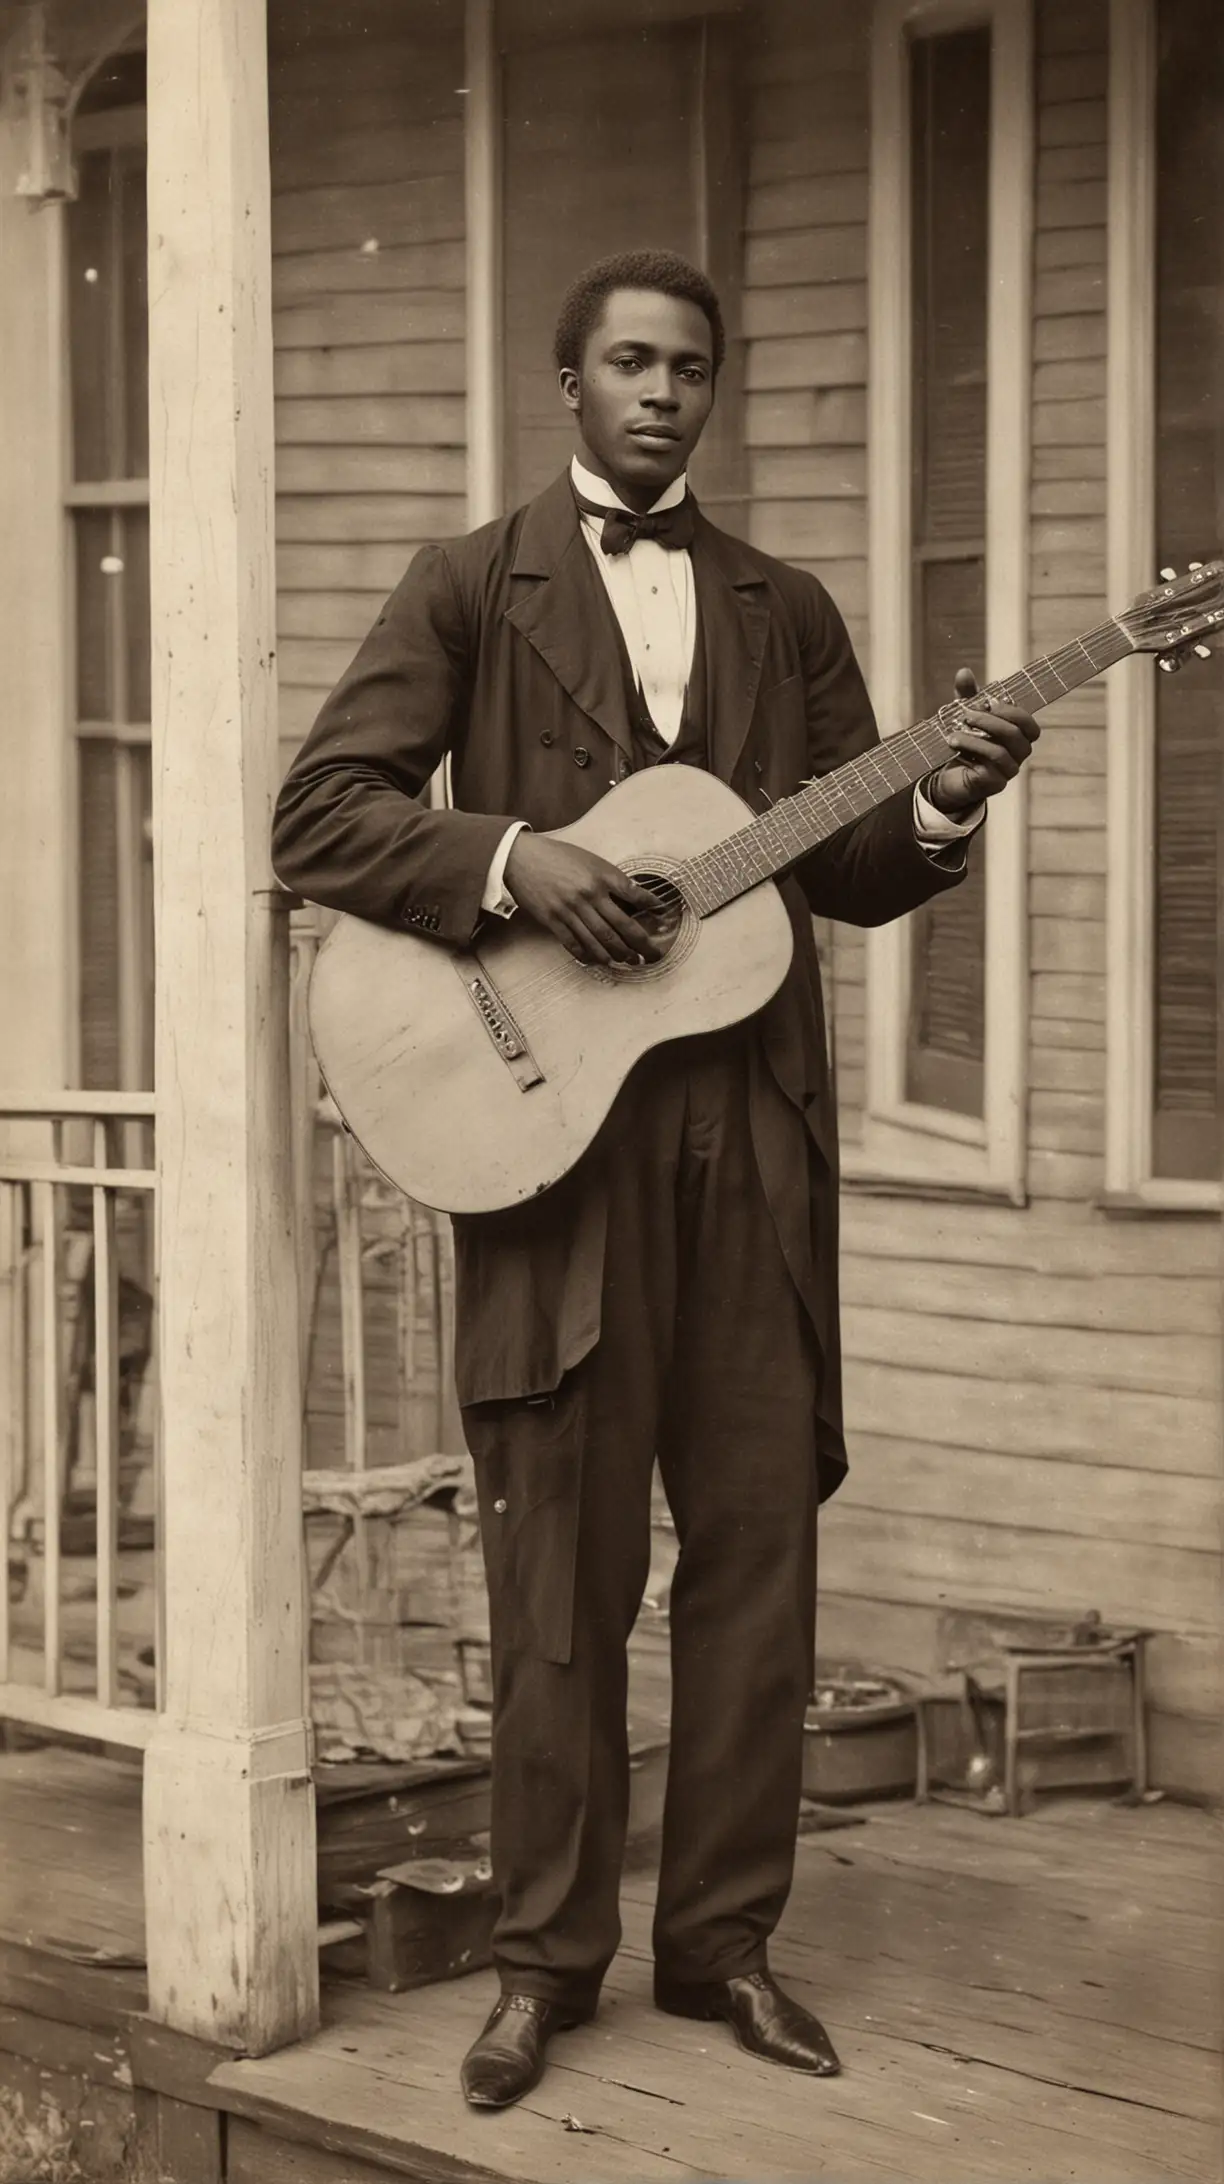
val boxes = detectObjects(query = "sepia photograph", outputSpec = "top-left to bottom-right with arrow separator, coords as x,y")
0,0 -> 1220,2178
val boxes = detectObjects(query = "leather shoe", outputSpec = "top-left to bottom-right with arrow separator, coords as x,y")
460,1992 -> 589,2109
655,1968 -> 841,2076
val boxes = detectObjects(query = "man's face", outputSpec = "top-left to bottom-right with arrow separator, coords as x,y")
559,287 -> 716,509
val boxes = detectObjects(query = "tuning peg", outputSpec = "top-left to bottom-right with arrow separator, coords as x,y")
1194,643 -> 1212,658
1160,567 -> 1177,581
1189,561 -> 1203,571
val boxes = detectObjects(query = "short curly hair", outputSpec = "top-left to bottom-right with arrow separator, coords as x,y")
553,249 -> 726,378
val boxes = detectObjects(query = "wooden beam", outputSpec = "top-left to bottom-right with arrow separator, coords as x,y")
464,0 -> 502,529
1104,0 -> 1161,1202
142,0 -> 318,2056
0,1682 -> 156,1748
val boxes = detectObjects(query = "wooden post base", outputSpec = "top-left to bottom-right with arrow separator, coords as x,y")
144,1725 -> 318,2056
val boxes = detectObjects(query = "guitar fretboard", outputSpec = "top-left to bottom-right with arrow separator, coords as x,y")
678,617 -> 1134,915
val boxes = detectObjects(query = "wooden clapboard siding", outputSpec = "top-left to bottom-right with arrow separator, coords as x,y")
836,1435 -> 1217,1556
268,9 -> 466,776
843,1304 -> 1215,1404
832,1193 -> 1220,1804
745,0 -> 871,1133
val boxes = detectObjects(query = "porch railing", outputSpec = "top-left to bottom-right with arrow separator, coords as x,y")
0,1091 -> 159,1749
0,938 -> 463,1752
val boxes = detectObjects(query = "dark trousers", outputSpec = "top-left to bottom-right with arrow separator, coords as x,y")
463,1027 -> 820,2010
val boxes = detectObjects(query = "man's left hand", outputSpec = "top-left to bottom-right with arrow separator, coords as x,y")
924,666 -> 1040,815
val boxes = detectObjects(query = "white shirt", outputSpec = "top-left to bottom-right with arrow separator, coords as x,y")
480,457 -> 981,914
572,453 -> 695,743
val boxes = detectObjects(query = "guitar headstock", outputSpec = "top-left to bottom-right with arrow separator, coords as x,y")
1117,560 -> 1224,671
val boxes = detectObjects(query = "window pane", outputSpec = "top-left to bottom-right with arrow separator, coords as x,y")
906,30 -> 991,1118
67,151 -> 117,483
124,508 -> 151,723
75,511 -> 115,720
67,140 -> 148,483
911,34 -> 989,544
78,740 -> 121,1090
132,743 -> 155,1092
76,48 -> 147,115
120,150 -> 149,479
907,557 -> 987,1113
1152,0 -> 1223,1180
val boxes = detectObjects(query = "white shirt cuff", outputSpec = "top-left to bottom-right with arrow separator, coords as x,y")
481,822 -> 530,916
913,781 -> 985,845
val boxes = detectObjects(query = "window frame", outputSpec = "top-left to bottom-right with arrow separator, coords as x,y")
851,0 -> 1033,1203
1105,0 -> 1222,1212
67,101 -> 152,1097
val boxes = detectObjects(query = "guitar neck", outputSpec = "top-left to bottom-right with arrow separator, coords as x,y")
678,615 -> 1135,915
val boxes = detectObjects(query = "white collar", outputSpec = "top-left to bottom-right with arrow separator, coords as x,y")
570,453 -> 688,516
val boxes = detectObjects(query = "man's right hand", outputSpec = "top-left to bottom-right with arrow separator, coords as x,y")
505,833 -> 666,967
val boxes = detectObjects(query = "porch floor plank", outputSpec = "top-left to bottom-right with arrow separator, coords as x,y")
0,1742 -> 1218,2181
0,1743 -> 145,1962
209,1798 -> 1223,2184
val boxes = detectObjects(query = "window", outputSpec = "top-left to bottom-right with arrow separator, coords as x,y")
1106,0 -> 1222,1206
858,0 -> 1032,1198
67,67 -> 153,1094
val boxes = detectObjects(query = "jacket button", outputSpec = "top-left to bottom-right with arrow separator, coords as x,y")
616,755 -> 630,779
540,730 -> 554,747
573,747 -> 590,768
493,1497 -> 507,1514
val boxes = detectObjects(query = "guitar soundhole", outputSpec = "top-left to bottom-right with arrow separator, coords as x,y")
630,872 -> 686,958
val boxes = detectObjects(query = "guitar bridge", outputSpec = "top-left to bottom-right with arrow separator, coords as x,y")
452,953 -> 545,1091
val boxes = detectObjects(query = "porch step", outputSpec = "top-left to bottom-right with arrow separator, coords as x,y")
317,1740 -> 669,1992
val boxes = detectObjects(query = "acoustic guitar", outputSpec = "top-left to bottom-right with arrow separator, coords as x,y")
308,563 -> 1223,1215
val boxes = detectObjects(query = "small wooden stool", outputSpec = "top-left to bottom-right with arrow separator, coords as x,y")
915,1627 -> 1151,1814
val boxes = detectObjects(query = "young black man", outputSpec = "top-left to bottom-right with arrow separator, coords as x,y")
271,249 -> 1037,2108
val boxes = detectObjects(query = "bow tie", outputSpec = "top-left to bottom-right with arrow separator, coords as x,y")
574,491 -> 695,558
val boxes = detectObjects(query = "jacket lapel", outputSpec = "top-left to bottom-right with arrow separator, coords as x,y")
503,475 -> 772,780
504,474 -> 634,761
690,511 -> 771,785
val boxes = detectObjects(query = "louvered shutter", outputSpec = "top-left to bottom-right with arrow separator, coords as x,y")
1152,0 -> 1223,1181
905,31 -> 991,1118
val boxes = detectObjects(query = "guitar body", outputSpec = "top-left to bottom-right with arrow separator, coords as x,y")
307,766 -> 794,1214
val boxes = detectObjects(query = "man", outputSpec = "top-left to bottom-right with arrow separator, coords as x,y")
272,250 -> 1036,2108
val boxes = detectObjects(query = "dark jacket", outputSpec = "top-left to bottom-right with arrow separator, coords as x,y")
272,472 -> 967,1496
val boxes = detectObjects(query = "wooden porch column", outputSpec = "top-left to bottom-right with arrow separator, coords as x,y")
142,0 -> 318,2054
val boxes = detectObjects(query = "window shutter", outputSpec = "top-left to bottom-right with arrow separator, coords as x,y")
1152,0 -> 1222,1180
905,30 -> 991,1118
